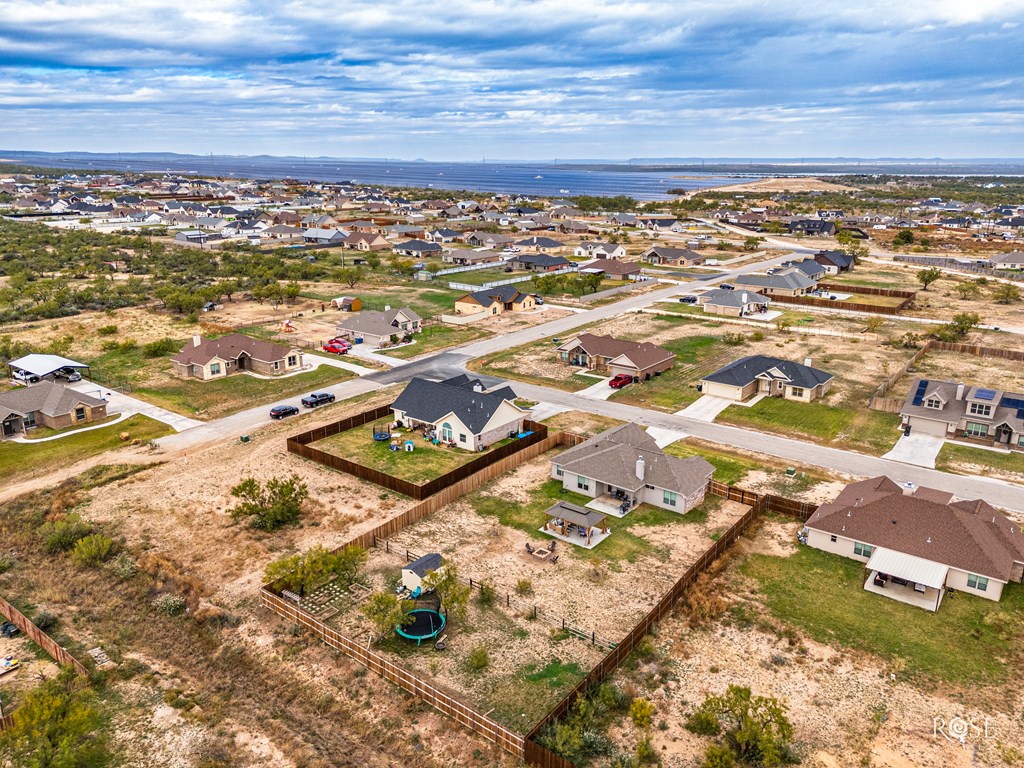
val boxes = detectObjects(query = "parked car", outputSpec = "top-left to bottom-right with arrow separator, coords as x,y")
322,343 -> 349,355
269,404 -> 300,419
301,392 -> 336,408
54,367 -> 82,382
532,294 -> 545,305
720,283 -> 735,290
608,373 -> 633,389
327,337 -> 353,349
678,295 -> 698,304
12,370 -> 40,384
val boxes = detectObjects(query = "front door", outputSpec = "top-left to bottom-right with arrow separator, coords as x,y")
441,422 -> 453,442
236,353 -> 249,371
995,424 -> 1013,444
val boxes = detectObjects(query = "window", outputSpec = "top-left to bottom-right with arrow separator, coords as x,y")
273,361 -> 280,370
925,397 -> 942,409
441,423 -> 454,441
830,534 -> 837,543
790,387 -> 805,398
555,465 -> 563,477
1019,436 -> 1024,447
210,363 -> 221,375
74,407 -> 86,421
969,402 -> 992,417
663,490 -> 677,507
854,542 -> 874,558
965,421 -> 989,437
967,574 -> 989,591
577,475 -> 590,492
459,433 -> 467,443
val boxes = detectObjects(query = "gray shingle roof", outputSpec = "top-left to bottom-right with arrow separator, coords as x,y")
462,285 -> 531,306
734,270 -> 816,292
698,288 -> 768,308
0,381 -> 105,418
391,377 -> 523,434
404,552 -> 443,577
336,307 -> 421,338
702,355 -> 833,389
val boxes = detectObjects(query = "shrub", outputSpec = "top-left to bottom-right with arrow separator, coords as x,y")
630,698 -> 655,730
71,533 -> 116,567
0,553 -> 13,574
515,578 -> 533,596
231,475 -> 309,531
635,735 -> 658,765
263,545 -> 366,596
97,324 -> 118,336
33,611 -> 58,631
685,708 -> 721,736
750,330 -> 765,341
466,646 -> 490,672
111,553 -> 138,580
39,514 -> 92,554
694,685 -> 793,767
477,582 -> 495,607
142,337 -> 179,357
153,594 -> 187,617
702,744 -> 736,768
722,332 -> 746,346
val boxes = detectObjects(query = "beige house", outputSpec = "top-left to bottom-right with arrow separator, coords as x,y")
335,307 -> 422,347
0,381 -> 109,439
171,334 -> 303,380
804,476 -> 1024,610
700,355 -> 832,403
733,267 -> 817,297
696,288 -> 770,318
641,246 -> 703,267
550,424 -> 714,515
343,232 -> 390,251
555,333 -> 674,380
454,285 -> 536,316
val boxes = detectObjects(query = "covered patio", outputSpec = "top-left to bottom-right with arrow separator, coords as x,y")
863,547 -> 947,612
541,501 -> 611,549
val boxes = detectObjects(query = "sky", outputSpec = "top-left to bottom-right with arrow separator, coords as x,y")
0,0 -> 1023,160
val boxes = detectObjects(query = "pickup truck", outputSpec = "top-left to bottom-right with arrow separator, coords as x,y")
301,392 -> 336,408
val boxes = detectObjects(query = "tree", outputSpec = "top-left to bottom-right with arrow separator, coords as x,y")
892,229 -> 915,246
992,283 -> 1021,304
955,281 -> 981,300
917,267 -> 943,290
284,281 -> 301,304
263,544 -> 367,597
365,253 -> 382,270
0,668 -> 109,768
230,475 -> 309,530
843,242 -> 869,265
835,229 -> 854,246
864,316 -> 886,334
691,685 -> 794,768
931,311 -> 981,342
337,266 -> 365,288
361,591 -> 414,641
421,563 -> 471,624
742,236 -> 763,251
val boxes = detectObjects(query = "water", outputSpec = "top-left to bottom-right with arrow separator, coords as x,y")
5,153 -> 754,201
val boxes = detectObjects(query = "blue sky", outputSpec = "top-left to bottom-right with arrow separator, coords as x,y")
0,0 -> 1022,160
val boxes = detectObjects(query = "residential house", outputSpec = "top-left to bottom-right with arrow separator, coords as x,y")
392,239 -> 443,257
261,224 -> 304,241
443,249 -> 504,266
813,249 -> 855,274
636,216 -> 684,232
426,228 -> 461,243
343,232 -> 390,251
335,307 -> 423,347
301,214 -> 339,228
787,219 -> 838,237
697,288 -> 771,318
454,285 -> 536,316
579,258 -> 642,280
550,424 -> 714,514
733,268 -> 817,297
804,476 -> 1024,610
781,258 -> 827,281
557,220 -> 592,236
509,253 -> 572,272
463,231 -> 516,248
0,382 -> 108,439
174,230 -> 222,245
700,355 -> 833,402
391,375 -> 531,451
989,251 -> 1024,270
555,333 -> 674,380
900,379 -> 1024,450
303,228 -> 348,245
574,241 -> 626,259
514,236 -> 566,253
170,334 -> 303,380
606,213 -> 638,227
641,246 -> 703,267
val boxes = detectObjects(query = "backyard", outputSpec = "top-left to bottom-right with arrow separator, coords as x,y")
382,323 -> 491,359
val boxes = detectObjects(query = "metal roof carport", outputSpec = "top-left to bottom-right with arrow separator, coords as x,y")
8,354 -> 89,378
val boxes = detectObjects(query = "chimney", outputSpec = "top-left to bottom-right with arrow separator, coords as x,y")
902,482 -> 916,497
192,334 -> 202,347
635,456 -> 646,481
955,382 -> 965,400
384,304 -> 391,312
804,357 -> 812,367
741,292 -> 748,303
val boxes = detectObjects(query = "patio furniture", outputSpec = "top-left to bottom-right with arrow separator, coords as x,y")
525,543 -> 535,554
550,555 -> 558,565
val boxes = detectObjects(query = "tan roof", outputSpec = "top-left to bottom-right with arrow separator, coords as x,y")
558,333 -> 674,371
544,501 -> 606,529
0,381 -> 105,418
171,333 -> 295,367
806,476 -> 1024,581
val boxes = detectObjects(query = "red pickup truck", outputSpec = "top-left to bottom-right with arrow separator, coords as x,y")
608,374 -> 633,389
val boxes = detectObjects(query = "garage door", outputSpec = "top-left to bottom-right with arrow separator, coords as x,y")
909,417 -> 949,438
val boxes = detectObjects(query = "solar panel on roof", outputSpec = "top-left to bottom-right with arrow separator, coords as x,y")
1000,396 -> 1024,410
911,380 -> 929,407
975,388 -> 997,401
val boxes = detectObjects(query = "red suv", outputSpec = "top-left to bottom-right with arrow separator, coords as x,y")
609,374 -> 633,389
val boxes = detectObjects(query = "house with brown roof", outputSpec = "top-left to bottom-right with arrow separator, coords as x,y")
171,334 -> 304,380
343,232 -> 390,251
555,333 -> 674,380
0,381 -> 109,439
640,246 -> 703,267
900,379 -> 1024,450
804,476 -> 1024,610
550,424 -> 714,514
579,259 -> 642,280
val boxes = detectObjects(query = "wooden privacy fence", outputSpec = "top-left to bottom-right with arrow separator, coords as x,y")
0,595 -> 89,678
287,406 -> 550,500
772,294 -> 909,316
818,282 -> 916,299
928,340 -> 1024,362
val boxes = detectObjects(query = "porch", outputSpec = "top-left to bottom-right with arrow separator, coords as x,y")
541,501 -> 611,549
863,571 -> 944,612
864,547 -> 948,612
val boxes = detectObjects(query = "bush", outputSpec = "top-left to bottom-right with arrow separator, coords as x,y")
750,330 -> 765,341
33,611 -> 58,631
515,578 -> 533,596
630,698 -> 655,730
142,337 -> 179,357
477,583 -> 495,607
466,646 -> 490,672
71,533 -> 116,567
111,553 -> 138,580
0,553 -> 12,574
635,735 -> 658,765
39,514 -> 92,554
722,332 -> 746,346
97,324 -> 118,336
685,708 -> 721,736
231,475 -> 309,531
153,594 -> 187,617
702,744 -> 736,768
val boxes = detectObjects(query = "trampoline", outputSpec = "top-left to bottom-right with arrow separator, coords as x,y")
395,608 -> 446,645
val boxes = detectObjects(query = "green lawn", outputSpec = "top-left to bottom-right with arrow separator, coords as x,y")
473,340 -> 598,392
445,268 -> 529,286
608,333 -> 727,411
742,546 -> 1024,686
383,324 -> 491,359
314,426 -> 514,484
21,413 -> 122,440
468,478 -> 714,563
663,442 -> 761,485
717,396 -> 901,455
0,415 -> 171,482
935,443 -> 1024,480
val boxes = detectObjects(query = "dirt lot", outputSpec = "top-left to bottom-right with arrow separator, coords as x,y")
889,349 -> 1024,399
691,176 -> 859,194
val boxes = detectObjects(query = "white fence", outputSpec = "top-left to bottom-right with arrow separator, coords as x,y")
416,257 -> 511,280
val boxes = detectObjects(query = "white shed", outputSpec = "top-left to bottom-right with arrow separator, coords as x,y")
402,552 -> 444,593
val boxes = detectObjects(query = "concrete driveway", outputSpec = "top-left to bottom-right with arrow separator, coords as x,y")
882,433 -> 946,468
675,395 -> 733,422
578,377 -> 618,401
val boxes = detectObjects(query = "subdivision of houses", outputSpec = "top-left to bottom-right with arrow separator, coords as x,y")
391,375 -> 531,450
696,288 -> 771,317
550,423 -> 714,514
0,381 -> 109,439
899,379 -> 1024,450
453,285 -> 536,315
555,333 -> 674,379
170,334 -> 304,380
335,307 -> 422,347
699,355 -> 833,402
803,476 -> 1024,610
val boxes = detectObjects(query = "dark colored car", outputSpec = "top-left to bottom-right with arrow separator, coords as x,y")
608,373 -> 633,389
720,283 -> 735,290
301,392 -> 336,408
270,404 -> 300,419
678,295 -> 698,303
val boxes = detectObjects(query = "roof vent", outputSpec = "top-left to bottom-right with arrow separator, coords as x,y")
804,357 -> 812,367
891,519 -> 897,525
927,536 -> 932,544
902,482 -> 916,497
192,334 -> 202,347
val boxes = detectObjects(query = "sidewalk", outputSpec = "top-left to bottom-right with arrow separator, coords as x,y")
9,411 -> 132,443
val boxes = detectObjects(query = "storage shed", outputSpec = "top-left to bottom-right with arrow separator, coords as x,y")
330,296 -> 362,311
402,552 -> 443,593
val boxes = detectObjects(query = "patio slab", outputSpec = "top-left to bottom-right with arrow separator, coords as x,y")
539,524 -> 612,550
